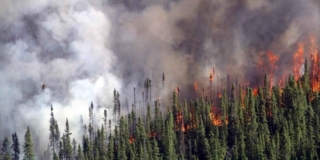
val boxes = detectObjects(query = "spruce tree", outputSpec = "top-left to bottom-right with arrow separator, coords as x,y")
227,84 -> 238,147
53,151 -> 60,160
50,105 -> 56,152
107,135 -> 114,160
72,139 -> 77,160
23,126 -> 34,160
163,111 -> 177,160
151,138 -> 160,160
76,145 -> 84,160
63,119 -> 72,160
11,132 -> 20,160
245,88 -> 258,159
198,120 -> 211,159
1,137 -> 11,160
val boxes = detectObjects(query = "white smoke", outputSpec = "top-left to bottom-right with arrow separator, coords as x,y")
0,0 -> 121,158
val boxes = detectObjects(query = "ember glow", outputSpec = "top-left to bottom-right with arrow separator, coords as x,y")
210,106 -> 222,126
194,82 -> 198,91
253,88 -> 259,97
129,135 -> 135,144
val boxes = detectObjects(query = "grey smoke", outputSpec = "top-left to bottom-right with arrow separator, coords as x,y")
0,0 -> 319,158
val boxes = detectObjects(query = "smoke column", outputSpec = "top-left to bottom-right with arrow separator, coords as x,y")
0,0 -> 319,157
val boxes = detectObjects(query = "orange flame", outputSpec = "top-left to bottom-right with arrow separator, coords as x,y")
129,135 -> 135,144
267,51 -> 279,87
149,132 -> 156,138
194,82 -> 198,90
253,88 -> 258,96
175,87 -> 180,94
210,106 -> 222,126
217,93 -> 222,98
278,74 -> 285,87
293,43 -> 304,81
175,110 -> 186,132
310,36 -> 320,92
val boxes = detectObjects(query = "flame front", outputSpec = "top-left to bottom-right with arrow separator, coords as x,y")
266,51 -> 279,87
293,43 -> 304,81
310,36 -> 320,92
210,106 -> 222,126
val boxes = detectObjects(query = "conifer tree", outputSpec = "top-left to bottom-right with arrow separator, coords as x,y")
163,111 -> 177,160
53,151 -> 60,160
82,136 -> 92,160
59,141 -> 63,160
11,132 -> 20,160
107,135 -> 114,160
245,88 -> 258,159
50,105 -> 57,152
54,120 -> 60,151
198,120 -> 211,159
76,145 -> 84,160
280,120 -> 292,160
63,119 -> 73,160
151,138 -> 160,160
1,137 -> 11,160
23,126 -> 34,160
72,138 -> 77,160
227,84 -> 238,147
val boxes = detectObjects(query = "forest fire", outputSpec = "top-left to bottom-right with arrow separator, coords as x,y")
209,73 -> 213,82
278,74 -> 286,88
149,132 -> 156,138
253,88 -> 258,97
310,36 -> 320,92
129,135 -> 135,144
256,51 -> 279,88
193,82 -> 198,91
210,106 -> 222,126
266,51 -> 279,87
293,43 -> 305,81
175,87 -> 180,94
175,110 -> 185,132
217,93 -> 222,99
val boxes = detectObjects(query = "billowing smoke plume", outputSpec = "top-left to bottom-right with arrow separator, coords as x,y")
0,0 -> 319,157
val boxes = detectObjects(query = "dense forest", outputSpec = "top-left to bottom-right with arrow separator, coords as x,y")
1,60 -> 320,160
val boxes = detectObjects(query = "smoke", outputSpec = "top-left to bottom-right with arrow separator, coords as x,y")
111,0 -> 320,95
0,0 -> 121,157
0,0 -> 319,158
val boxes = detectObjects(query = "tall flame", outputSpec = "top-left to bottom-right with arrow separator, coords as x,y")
266,51 -> 279,87
293,43 -> 304,81
278,74 -> 285,87
175,110 -> 186,132
310,36 -> 320,92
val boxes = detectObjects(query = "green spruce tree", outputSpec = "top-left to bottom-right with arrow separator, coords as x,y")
23,126 -> 34,160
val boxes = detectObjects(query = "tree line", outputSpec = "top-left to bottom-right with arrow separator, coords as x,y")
1,62 -> 320,160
